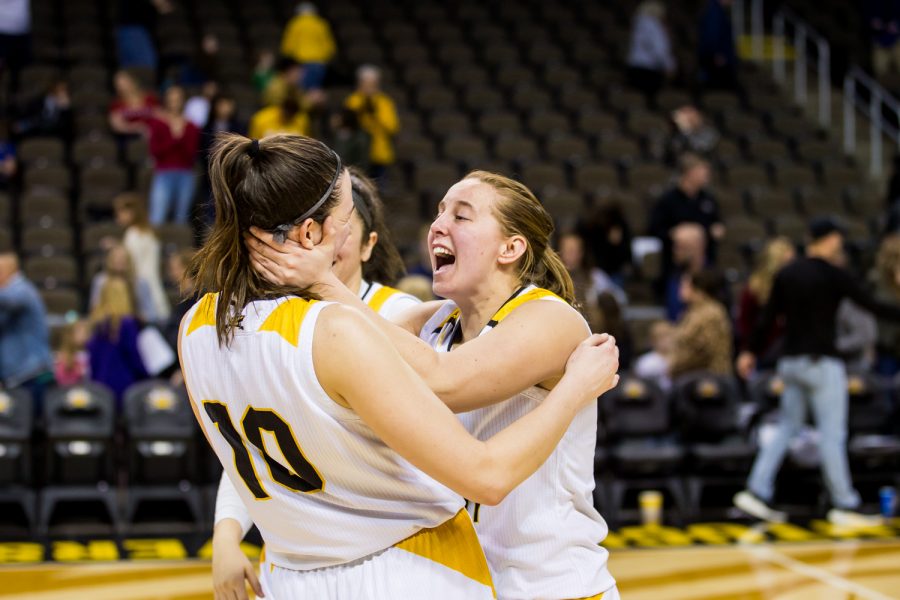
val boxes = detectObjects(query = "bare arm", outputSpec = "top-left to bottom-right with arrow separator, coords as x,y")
316,305 -> 618,506
247,229 -> 589,411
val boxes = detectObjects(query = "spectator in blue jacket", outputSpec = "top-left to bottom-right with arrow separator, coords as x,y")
0,250 -> 54,414
87,276 -> 148,407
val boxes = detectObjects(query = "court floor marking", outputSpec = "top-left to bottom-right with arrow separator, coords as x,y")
743,543 -> 897,600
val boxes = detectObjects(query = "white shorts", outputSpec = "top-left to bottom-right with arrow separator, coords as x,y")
259,510 -> 495,599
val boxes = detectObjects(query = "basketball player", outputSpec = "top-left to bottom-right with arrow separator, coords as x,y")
210,168 -> 421,596
246,172 -> 620,599
180,134 -> 620,599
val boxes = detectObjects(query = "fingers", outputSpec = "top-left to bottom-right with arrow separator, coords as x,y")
246,564 -> 265,598
248,251 -> 284,286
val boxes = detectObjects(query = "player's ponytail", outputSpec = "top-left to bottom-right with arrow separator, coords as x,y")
464,170 -> 576,305
190,133 -> 343,346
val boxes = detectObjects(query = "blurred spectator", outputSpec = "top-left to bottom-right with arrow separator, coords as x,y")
736,237 -> 794,368
114,193 -> 170,323
202,94 -> 244,153
873,234 -> 900,375
253,50 -> 276,93
13,79 -> 73,141
54,319 -> 91,386
114,0 -> 171,70
249,97 -> 310,140
396,274 -> 434,302
668,105 -> 719,163
90,244 -> 160,324
576,199 -> 633,285
669,269 -> 733,379
345,65 -> 400,182
87,276 -> 149,405
179,33 -> 221,86
699,0 -> 739,90
836,299 -> 878,371
665,222 -> 709,320
184,80 -> 219,128
885,155 -> 900,232
330,108 -> 370,171
558,231 -> 627,334
596,292 -> 633,370
262,57 -> 303,108
280,2 -> 336,90
146,85 -> 200,225
0,0 -> 31,81
0,124 -> 17,191
0,250 -> 53,413
867,1 -> 900,78
626,1 -> 676,108
162,249 -> 197,350
634,320 -> 675,392
735,216 -> 900,526
108,69 -> 159,146
649,153 -> 724,303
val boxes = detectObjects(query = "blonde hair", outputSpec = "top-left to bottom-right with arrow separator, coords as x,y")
90,276 -> 136,341
748,237 -> 794,303
638,1 -> 666,20
463,170 -> 576,304
876,234 -> 900,297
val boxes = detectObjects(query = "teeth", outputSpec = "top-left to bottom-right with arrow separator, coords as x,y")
434,247 -> 454,257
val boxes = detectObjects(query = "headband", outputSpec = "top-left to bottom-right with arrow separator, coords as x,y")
271,151 -> 343,244
351,185 -> 374,230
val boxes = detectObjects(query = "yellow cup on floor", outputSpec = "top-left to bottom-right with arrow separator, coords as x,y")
638,490 -> 663,527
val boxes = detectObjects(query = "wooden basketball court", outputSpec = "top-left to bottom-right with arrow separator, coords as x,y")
1,539 -> 898,599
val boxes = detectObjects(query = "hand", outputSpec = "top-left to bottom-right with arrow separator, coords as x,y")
212,539 -> 263,600
564,334 -> 620,405
736,351 -> 756,380
244,220 -> 338,290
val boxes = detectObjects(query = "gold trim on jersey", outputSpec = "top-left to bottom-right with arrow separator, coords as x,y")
434,308 -> 461,348
570,593 -> 604,600
258,297 -> 317,347
394,509 -> 496,597
487,287 -> 562,327
186,293 -> 218,336
367,285 -> 401,313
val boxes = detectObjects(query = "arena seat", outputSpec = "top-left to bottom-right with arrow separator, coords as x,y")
0,388 -> 36,535
38,383 -> 119,535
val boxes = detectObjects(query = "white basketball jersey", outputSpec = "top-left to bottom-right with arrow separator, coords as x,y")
181,293 -> 462,571
420,286 -> 615,599
360,279 -> 421,320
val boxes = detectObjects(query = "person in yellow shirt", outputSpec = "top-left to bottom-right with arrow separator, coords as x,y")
248,97 -> 309,140
344,65 -> 400,182
261,57 -> 303,107
280,2 -> 336,90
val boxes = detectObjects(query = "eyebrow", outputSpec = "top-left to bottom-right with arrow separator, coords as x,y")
438,199 -> 476,211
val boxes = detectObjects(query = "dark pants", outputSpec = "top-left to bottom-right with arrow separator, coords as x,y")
627,66 -> 665,108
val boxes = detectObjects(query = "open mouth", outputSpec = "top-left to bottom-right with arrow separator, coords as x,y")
433,246 -> 456,273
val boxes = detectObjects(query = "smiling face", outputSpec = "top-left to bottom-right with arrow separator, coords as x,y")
428,179 -> 510,300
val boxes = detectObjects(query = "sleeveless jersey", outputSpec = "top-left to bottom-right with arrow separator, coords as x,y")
181,293 -> 462,570
359,279 -> 421,320
419,286 -> 616,599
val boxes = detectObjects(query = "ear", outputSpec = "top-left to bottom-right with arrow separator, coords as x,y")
360,231 -> 378,263
497,235 -> 527,266
289,218 -> 323,249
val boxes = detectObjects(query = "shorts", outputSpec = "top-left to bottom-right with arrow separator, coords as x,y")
260,509 -> 495,599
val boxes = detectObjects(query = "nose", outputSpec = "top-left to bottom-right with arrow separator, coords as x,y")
430,212 -> 448,238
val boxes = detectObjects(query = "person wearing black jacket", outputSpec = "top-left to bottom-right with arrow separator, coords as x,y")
734,216 -> 900,526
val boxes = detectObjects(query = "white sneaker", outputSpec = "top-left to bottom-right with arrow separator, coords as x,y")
733,490 -> 788,523
826,509 -> 883,528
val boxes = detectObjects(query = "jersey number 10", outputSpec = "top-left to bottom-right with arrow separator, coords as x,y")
204,400 -> 324,499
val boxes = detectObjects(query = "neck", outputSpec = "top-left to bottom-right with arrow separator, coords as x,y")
347,268 -> 364,297
806,245 -> 831,261
679,180 -> 699,198
453,272 -> 521,343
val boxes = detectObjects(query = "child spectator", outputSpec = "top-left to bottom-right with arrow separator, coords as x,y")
87,277 -> 149,405
54,319 -> 91,386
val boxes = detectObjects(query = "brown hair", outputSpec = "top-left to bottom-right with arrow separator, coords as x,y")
348,167 -> 406,286
114,192 -> 154,233
463,170 -> 575,304
90,276 -> 135,342
748,237 -> 794,303
190,133 -> 343,346
876,234 -> 900,297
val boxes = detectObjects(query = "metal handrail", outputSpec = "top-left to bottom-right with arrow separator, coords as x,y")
843,66 -> 900,177
771,6 -> 831,129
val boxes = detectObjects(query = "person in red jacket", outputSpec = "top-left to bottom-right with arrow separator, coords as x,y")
146,85 -> 200,224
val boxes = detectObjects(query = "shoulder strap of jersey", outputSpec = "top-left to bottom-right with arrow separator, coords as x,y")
257,297 -> 319,347
185,292 -> 218,336
483,286 -> 565,332
367,285 -> 401,313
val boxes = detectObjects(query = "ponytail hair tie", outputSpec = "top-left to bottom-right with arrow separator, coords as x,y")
247,139 -> 260,158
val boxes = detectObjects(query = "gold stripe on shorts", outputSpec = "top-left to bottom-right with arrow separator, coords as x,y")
394,509 -> 495,596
